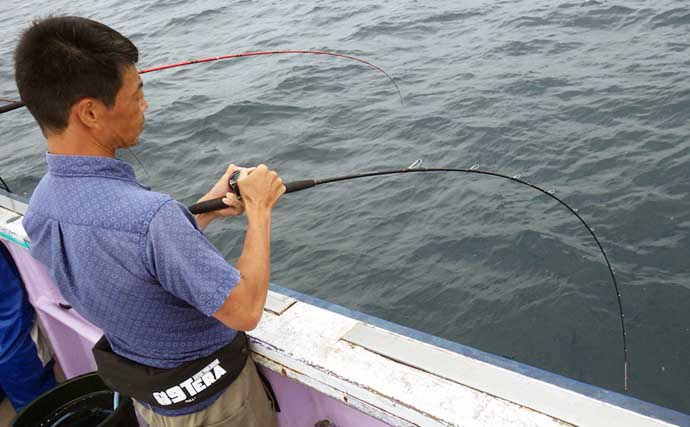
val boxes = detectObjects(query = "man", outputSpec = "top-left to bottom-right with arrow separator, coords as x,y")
15,16 -> 283,426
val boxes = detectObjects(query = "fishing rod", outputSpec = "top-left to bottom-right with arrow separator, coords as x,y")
0,49 -> 401,114
189,160 -> 629,391
0,99 -> 23,114
0,176 -> 11,193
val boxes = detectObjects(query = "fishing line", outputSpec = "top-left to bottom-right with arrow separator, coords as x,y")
188,161 -> 629,391
121,148 -> 151,180
0,49 -> 401,114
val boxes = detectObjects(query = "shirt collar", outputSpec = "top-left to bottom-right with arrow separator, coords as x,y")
46,153 -> 137,182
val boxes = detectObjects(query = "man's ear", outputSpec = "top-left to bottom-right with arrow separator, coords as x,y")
72,98 -> 104,130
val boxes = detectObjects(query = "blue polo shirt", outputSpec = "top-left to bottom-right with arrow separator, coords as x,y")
23,153 -> 241,414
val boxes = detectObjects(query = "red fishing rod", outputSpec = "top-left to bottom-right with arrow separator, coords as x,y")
0,50 -> 401,114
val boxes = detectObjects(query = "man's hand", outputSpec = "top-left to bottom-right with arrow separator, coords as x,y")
237,164 -> 285,213
213,164 -> 285,331
194,164 -> 254,230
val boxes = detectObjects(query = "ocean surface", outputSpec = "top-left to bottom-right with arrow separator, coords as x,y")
1,0 -> 688,414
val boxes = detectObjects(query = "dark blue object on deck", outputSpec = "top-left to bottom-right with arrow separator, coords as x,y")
0,243 -> 56,411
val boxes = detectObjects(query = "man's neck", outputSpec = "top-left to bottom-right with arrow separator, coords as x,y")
46,128 -> 115,158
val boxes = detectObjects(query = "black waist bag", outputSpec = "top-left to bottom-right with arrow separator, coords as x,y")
92,332 -> 248,410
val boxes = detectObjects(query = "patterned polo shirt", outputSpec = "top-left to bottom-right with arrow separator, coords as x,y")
23,153 -> 241,415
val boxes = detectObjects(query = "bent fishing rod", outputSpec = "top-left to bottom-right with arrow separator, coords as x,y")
0,49 -> 402,114
189,160 -> 629,391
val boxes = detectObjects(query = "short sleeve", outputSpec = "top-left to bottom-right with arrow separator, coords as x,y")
144,200 -> 240,316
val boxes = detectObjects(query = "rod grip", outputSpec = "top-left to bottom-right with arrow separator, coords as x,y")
187,180 -> 315,214
188,197 -> 226,214
284,180 -> 315,193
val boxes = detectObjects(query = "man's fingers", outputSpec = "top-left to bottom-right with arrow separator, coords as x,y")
223,193 -> 238,204
222,193 -> 244,209
274,178 -> 284,193
240,167 -> 256,180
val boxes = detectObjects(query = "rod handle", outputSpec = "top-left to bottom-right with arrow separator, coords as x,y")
284,180 -> 316,193
187,180 -> 315,214
188,197 -> 226,214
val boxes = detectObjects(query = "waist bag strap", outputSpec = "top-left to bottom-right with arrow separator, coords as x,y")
92,332 -> 249,410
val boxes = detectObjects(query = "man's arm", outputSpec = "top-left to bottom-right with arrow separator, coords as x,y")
193,211 -> 217,232
213,165 -> 284,331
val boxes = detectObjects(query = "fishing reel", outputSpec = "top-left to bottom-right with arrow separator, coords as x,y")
228,170 -> 242,199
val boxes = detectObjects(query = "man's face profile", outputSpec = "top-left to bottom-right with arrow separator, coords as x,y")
100,65 -> 147,149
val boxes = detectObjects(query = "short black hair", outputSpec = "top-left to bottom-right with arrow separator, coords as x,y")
14,16 -> 138,133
